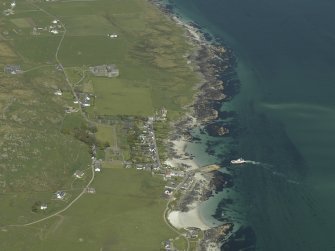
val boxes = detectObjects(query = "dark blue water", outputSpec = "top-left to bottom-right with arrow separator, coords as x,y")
166,0 -> 335,250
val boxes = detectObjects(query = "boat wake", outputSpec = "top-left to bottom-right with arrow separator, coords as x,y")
243,160 -> 261,165
231,159 -> 300,185
259,164 -> 301,185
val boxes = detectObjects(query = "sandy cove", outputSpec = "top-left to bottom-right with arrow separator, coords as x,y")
168,207 -> 211,230
153,2 -> 236,249
164,137 -> 198,170
164,135 -> 212,229
164,136 -> 223,230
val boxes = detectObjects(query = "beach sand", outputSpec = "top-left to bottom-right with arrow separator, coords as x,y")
164,137 -> 199,170
168,207 -> 212,230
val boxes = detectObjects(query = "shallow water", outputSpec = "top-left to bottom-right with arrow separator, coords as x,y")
167,0 -> 335,249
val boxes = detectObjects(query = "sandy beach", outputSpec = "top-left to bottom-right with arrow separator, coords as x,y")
168,207 -> 212,230
154,2 -> 236,249
165,134 -> 213,230
164,136 -> 199,170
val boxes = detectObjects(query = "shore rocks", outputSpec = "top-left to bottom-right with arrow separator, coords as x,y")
154,2 -> 240,250
207,124 -> 230,137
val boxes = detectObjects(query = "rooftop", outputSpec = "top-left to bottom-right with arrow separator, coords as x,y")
89,64 -> 119,78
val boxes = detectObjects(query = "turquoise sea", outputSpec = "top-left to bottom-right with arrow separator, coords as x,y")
166,0 -> 335,250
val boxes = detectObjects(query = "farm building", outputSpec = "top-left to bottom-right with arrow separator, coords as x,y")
73,170 -> 84,179
40,203 -> 48,210
55,191 -> 66,200
4,64 -> 22,74
89,64 -> 119,78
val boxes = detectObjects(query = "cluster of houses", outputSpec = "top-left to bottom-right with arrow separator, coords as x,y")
32,19 -> 62,35
91,145 -> 102,172
93,158 -> 102,172
3,1 -> 15,16
53,89 -> 76,113
164,170 -> 185,179
46,161 -> 98,208
126,117 -> 161,171
185,227 -> 200,239
89,64 -> 119,78
49,19 -> 61,34
73,92 -> 93,107
162,171 -> 185,198
155,107 -> 168,121
163,240 -> 176,251
38,148 -> 101,211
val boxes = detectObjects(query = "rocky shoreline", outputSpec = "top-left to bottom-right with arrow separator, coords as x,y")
151,1 -> 239,250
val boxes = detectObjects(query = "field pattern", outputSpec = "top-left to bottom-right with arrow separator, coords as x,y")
0,0 -> 197,250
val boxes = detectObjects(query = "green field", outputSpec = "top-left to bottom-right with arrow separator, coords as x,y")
8,0 -> 198,118
93,78 -> 154,116
0,0 -> 199,249
0,168 -> 173,251
10,17 -> 34,28
95,124 -> 116,146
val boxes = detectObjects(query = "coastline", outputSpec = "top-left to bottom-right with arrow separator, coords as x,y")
152,1 -> 237,249
153,1 -> 335,250
168,206 -> 212,230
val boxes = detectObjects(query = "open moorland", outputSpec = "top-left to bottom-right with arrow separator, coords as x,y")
0,0 -> 198,250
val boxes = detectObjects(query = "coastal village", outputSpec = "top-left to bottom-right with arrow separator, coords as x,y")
0,0 -> 237,250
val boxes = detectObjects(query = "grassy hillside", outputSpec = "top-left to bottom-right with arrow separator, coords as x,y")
0,0 -> 197,250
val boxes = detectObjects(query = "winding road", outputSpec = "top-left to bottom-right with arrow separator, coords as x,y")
5,1 -> 96,228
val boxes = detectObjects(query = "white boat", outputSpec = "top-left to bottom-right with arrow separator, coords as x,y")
230,158 -> 247,164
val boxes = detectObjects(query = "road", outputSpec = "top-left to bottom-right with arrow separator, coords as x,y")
7,165 -> 95,228
163,173 -> 195,251
150,122 -> 162,168
4,1 -> 96,228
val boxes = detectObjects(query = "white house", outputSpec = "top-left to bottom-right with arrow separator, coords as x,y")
40,203 -> 48,210
164,190 -> 172,196
86,187 -> 96,194
54,89 -> 62,96
94,159 -> 102,172
55,191 -> 66,200
74,170 -> 84,179
108,33 -> 118,38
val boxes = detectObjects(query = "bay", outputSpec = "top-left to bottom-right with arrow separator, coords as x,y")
168,0 -> 335,250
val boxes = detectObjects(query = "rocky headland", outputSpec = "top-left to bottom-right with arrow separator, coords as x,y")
152,1 -> 239,250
